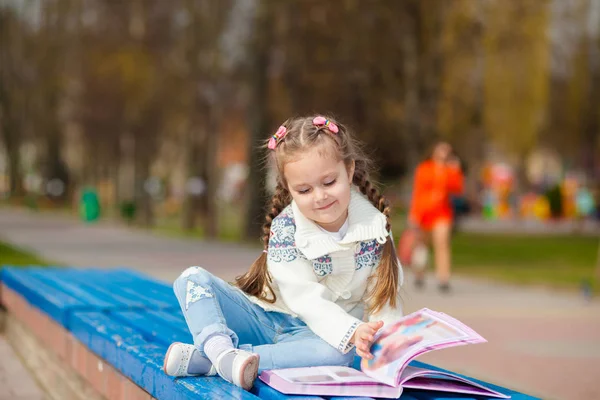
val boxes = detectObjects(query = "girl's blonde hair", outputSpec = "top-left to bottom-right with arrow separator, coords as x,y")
235,115 -> 400,314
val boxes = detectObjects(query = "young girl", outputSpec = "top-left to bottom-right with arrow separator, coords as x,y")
163,115 -> 404,391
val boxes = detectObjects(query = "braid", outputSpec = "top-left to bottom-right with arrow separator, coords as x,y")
353,170 -> 391,230
236,182 -> 291,303
353,168 -> 400,313
261,183 -> 291,249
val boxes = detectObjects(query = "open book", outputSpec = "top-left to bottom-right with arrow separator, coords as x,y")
259,308 -> 510,399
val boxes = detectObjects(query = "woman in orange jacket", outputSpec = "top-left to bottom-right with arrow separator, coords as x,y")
408,142 -> 464,292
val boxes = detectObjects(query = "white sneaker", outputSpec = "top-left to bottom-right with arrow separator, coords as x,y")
163,342 -> 216,377
215,349 -> 260,391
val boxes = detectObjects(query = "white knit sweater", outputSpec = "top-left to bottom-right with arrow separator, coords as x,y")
247,188 -> 404,354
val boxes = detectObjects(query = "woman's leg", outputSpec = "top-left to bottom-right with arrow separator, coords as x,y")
412,229 -> 430,288
411,213 -> 432,289
431,220 -> 452,288
240,322 -> 355,372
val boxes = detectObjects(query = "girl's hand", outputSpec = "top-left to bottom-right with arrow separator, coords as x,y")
351,321 -> 384,360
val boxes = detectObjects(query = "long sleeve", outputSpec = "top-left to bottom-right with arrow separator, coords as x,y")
408,165 -> 427,224
267,216 -> 362,353
268,256 -> 362,353
446,165 -> 464,195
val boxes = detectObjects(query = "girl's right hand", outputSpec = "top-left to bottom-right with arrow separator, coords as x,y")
351,321 -> 384,359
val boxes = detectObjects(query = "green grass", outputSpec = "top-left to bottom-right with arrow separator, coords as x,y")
0,241 -> 53,268
450,233 -> 599,291
390,211 -> 600,292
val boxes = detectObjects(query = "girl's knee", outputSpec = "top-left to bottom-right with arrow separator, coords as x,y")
173,267 -> 215,300
175,266 -> 211,285
320,345 -> 355,367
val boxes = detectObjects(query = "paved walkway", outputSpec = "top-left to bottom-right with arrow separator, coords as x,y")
0,333 -> 46,400
1,207 -> 599,400
457,215 -> 600,236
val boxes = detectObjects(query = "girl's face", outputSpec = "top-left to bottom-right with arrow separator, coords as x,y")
283,145 -> 354,232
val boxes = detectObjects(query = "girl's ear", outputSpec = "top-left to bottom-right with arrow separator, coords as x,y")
347,160 -> 356,183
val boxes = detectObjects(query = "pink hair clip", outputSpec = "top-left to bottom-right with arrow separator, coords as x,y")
267,125 -> 287,150
312,116 -> 339,133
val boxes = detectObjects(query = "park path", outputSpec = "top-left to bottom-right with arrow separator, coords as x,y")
0,330 -> 47,400
1,207 -> 599,400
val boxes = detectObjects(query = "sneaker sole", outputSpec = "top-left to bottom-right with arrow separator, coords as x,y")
163,342 -> 182,376
239,353 -> 260,391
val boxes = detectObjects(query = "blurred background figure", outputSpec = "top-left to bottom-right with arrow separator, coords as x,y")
407,142 -> 464,293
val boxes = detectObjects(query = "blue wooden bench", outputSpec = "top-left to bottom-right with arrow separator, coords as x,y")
0,266 -> 538,400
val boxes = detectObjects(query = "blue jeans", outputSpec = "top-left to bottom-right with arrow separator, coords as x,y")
173,267 -> 355,372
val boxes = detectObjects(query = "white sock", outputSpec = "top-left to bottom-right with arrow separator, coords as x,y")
203,334 -> 235,365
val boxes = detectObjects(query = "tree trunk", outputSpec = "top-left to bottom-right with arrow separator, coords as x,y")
138,170 -> 155,228
203,108 -> 220,239
582,16 -> 600,182
4,131 -> 24,197
0,9 -> 25,198
418,0 -> 447,148
180,125 -> 199,231
245,0 -> 272,241
134,149 -> 154,227
0,102 -> 24,197
402,3 -> 421,172
112,135 -> 121,209
43,122 -> 70,202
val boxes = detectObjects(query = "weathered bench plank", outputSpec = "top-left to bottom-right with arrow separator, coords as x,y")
56,268 -> 177,310
1,267 -> 85,326
110,310 -> 192,346
70,311 -> 256,400
28,268 -> 120,309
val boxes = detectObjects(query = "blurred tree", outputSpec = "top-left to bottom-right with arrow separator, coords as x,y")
176,0 -> 233,237
544,0 -> 594,170
127,0 -> 161,227
581,0 -> 600,182
34,0 -> 75,202
76,0 -> 159,225
2,0 -> 598,235
437,0 -> 485,171
483,0 -> 551,186
0,5 -> 27,197
245,0 -> 272,241
268,0 -> 451,177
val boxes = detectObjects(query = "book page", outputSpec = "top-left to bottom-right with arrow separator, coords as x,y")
359,308 -> 485,386
271,366 -> 383,386
398,366 -> 510,398
260,369 -> 403,399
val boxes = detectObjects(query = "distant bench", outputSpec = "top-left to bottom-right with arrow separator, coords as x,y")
0,266 -> 536,400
